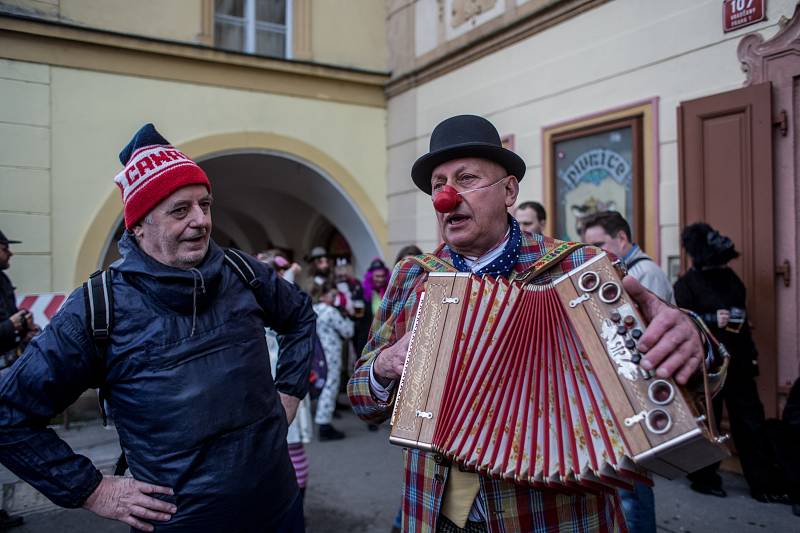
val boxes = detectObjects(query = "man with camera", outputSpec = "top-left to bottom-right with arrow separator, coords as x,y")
0,230 -> 39,372
0,229 -> 33,529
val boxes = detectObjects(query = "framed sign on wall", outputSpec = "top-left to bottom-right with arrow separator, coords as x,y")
542,99 -> 660,260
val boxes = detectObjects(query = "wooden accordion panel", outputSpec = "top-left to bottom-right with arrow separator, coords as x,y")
389,253 -> 728,490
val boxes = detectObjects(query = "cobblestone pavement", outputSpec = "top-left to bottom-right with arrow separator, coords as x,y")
6,405 -> 799,532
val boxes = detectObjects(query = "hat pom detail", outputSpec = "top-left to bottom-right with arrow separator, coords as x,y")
119,123 -> 170,165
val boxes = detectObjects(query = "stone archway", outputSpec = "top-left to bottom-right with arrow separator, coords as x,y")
197,149 -> 383,274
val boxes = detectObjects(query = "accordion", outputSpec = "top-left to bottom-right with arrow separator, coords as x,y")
389,252 -> 728,491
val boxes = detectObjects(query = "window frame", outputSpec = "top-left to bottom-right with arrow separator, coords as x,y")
213,0 -> 293,59
541,99 -> 660,260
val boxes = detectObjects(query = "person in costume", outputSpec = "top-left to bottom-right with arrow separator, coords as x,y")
676,223 -> 783,504
363,258 -> 390,317
259,250 -> 313,506
312,282 -> 354,441
348,115 -> 728,533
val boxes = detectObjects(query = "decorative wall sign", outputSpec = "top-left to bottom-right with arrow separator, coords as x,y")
554,130 -> 635,241
723,0 -> 766,33
542,99 -> 659,260
446,0 -> 506,40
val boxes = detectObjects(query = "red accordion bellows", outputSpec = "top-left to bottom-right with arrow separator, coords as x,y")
429,278 -> 635,490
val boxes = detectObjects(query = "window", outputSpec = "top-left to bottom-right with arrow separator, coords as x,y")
214,0 -> 292,59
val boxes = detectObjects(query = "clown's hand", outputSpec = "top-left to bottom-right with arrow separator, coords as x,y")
623,276 -> 704,385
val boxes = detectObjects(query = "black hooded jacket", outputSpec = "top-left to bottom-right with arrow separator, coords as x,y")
674,266 -> 758,378
0,233 -> 316,531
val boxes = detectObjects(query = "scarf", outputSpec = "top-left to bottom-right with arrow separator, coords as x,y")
447,216 -> 522,278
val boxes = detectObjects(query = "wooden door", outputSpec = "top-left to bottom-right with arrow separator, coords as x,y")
677,83 -> 777,416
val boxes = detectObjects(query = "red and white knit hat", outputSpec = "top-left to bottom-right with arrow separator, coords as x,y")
114,123 -> 211,228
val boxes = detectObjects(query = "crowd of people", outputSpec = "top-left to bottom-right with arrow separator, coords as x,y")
0,116 -> 797,533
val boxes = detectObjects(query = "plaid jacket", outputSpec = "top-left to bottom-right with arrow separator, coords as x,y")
348,232 -> 628,533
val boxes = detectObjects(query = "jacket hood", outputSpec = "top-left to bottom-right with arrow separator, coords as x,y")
113,231 -> 224,315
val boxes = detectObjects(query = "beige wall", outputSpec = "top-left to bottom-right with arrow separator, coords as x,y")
311,0 -> 387,71
386,0 -> 796,259
388,0 -> 607,84
0,59 -> 387,294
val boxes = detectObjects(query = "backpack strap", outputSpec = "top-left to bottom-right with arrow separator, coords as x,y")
511,241 -> 586,284
84,269 -> 113,342
224,249 -> 263,290
82,269 -> 113,427
626,256 -> 653,271
405,254 -> 458,273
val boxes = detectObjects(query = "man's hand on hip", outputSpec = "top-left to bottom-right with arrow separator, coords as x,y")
83,475 -> 175,532
279,392 -> 300,425
623,276 -> 704,385
373,331 -> 413,386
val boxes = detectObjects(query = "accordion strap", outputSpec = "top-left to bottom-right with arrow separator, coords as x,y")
407,242 -> 586,279
406,254 -> 459,273
512,241 -> 586,284
700,356 -> 719,438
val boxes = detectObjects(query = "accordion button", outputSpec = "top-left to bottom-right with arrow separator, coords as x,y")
625,339 -> 636,350
631,353 -> 641,364
617,325 -> 628,336
610,312 -> 621,323
631,329 -> 643,340
624,315 -> 636,328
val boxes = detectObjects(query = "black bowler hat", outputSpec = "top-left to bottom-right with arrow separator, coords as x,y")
0,230 -> 21,246
411,115 -> 526,195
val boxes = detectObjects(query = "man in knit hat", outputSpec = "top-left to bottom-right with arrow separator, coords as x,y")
0,124 -> 316,532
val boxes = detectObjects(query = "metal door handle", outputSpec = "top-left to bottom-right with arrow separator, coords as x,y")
776,260 -> 791,288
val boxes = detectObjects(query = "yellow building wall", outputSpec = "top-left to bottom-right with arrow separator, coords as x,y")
0,58 -> 52,294
311,0 -> 387,71
58,0 -> 204,43
0,59 -> 387,294
1,1 -> 388,72
1,0 -> 205,42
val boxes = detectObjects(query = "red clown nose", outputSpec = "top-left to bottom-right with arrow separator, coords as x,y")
433,185 -> 462,213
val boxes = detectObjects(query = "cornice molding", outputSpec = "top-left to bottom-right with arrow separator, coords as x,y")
0,14 -> 389,107
739,2 -> 800,86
